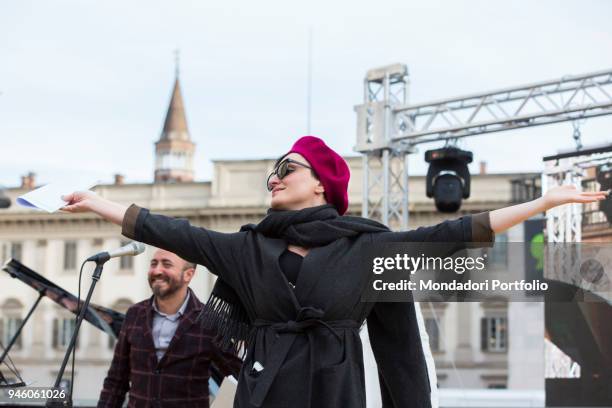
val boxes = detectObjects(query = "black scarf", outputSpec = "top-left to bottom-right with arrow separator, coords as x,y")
197,204 -> 390,357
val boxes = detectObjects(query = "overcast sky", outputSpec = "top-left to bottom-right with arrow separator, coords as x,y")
1,0 -> 611,188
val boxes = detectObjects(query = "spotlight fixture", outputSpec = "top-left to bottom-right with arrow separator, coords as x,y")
425,147 -> 473,213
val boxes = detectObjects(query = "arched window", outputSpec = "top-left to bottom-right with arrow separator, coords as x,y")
1,298 -> 24,350
52,307 -> 80,350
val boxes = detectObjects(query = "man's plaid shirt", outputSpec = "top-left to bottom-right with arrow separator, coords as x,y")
97,288 -> 242,408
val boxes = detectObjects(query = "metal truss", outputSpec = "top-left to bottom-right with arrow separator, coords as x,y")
357,64 -> 413,227
361,148 -> 410,228
542,149 -> 612,295
394,69 -> 612,145
543,160 -> 584,244
543,148 -> 612,243
355,64 -> 612,229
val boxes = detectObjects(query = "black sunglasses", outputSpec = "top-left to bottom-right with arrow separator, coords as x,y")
266,158 -> 313,191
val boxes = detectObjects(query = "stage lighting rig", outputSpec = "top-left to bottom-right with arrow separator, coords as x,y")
425,147 -> 473,213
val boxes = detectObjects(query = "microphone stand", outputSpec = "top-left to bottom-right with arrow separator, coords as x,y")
46,256 -> 109,408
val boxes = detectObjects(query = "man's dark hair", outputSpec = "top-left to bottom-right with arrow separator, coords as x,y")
182,262 -> 196,272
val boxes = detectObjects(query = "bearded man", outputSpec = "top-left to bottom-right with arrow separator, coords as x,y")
97,248 -> 242,408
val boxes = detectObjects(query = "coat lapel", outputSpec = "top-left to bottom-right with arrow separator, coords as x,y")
294,238 -> 344,302
268,238 -> 302,311
265,237 -> 344,315
142,300 -> 160,369
143,298 -> 157,353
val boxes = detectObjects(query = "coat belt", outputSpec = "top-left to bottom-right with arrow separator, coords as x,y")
249,306 -> 359,407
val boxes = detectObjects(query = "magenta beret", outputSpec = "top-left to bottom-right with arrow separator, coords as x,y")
288,136 -> 350,215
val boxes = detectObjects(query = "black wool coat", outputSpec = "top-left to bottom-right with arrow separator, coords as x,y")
122,204 -> 494,408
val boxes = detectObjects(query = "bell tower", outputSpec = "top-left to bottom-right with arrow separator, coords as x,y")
154,52 -> 196,183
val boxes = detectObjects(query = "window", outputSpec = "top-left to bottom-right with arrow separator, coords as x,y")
510,176 -> 541,203
52,318 -> 79,349
10,242 -> 22,261
0,318 -> 23,349
161,152 -> 187,170
119,240 -> 133,271
481,316 -> 507,352
63,241 -> 77,270
1,299 -> 24,350
424,318 -> 440,352
487,232 -> 507,269
1,243 -> 6,264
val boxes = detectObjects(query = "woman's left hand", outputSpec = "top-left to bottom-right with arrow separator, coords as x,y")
543,184 -> 609,210
490,184 -> 609,234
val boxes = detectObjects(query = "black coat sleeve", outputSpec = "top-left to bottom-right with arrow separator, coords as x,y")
367,300 -> 431,408
121,204 -> 246,284
373,211 -> 495,253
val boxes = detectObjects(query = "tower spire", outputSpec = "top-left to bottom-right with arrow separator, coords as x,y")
154,53 -> 196,183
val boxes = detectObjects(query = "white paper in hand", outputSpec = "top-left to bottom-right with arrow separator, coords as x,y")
17,181 -> 98,213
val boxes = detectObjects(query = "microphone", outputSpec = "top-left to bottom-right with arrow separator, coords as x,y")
86,241 -> 146,263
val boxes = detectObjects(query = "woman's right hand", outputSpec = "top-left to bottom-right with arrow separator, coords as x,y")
61,191 -> 128,226
61,191 -> 100,213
